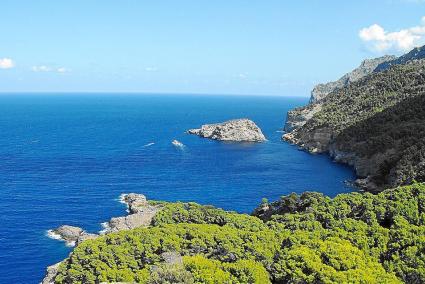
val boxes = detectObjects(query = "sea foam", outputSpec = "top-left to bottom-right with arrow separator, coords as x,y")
46,230 -> 75,247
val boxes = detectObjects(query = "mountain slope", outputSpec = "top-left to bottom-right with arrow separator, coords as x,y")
283,52 -> 425,191
309,55 -> 395,103
285,55 -> 395,132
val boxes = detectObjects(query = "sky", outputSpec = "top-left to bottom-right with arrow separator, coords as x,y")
0,0 -> 424,96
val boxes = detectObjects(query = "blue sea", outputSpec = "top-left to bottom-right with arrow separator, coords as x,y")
0,94 -> 355,283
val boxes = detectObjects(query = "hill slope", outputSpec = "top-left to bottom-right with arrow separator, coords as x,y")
310,55 -> 395,103
284,46 -> 425,191
48,183 -> 425,283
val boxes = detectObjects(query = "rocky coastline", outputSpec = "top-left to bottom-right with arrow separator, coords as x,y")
42,193 -> 161,284
187,118 -> 266,142
283,47 -> 425,192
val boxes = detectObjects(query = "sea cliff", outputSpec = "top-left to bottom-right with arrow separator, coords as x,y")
283,45 -> 425,191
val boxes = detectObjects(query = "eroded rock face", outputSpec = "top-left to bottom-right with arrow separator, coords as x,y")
101,193 -> 161,233
283,127 -> 333,154
187,119 -> 266,142
284,104 -> 322,132
103,205 -> 160,233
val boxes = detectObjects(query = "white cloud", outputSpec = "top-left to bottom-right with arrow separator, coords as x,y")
359,16 -> 425,52
32,65 -> 70,73
0,58 -> 15,69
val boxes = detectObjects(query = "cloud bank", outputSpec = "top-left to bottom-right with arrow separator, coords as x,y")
359,16 -> 425,52
0,58 -> 15,69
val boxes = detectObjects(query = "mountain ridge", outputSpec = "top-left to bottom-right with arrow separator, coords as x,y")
309,55 -> 396,103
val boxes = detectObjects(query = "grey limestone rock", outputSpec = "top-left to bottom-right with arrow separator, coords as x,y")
188,119 -> 266,142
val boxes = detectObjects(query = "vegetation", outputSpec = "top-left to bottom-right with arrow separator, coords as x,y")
54,183 -> 425,283
293,60 -> 425,189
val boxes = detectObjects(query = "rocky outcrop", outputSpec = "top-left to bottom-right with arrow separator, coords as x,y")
47,225 -> 97,247
283,127 -> 333,154
122,193 -> 148,214
101,193 -> 161,233
374,45 -> 425,72
43,193 -> 162,283
103,206 -> 160,233
310,55 -> 395,103
284,104 -> 322,132
187,119 -> 266,142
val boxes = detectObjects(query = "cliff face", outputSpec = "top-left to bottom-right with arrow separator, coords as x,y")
283,46 -> 425,191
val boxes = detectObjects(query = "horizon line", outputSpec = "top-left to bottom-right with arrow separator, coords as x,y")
0,91 -> 310,98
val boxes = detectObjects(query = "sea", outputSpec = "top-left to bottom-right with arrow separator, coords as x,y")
0,94 -> 355,283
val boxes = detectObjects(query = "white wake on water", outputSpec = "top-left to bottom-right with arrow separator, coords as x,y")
172,140 -> 185,148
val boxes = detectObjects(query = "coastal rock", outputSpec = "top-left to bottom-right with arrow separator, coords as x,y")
121,193 -> 148,214
41,262 -> 62,284
102,193 -> 161,233
283,45 -> 425,191
44,193 -> 162,283
283,127 -> 333,154
284,104 -> 322,132
104,206 -> 160,233
48,225 -> 97,246
187,119 -> 266,142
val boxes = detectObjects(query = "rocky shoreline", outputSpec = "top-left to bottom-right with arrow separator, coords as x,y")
42,193 -> 162,284
187,118 -> 266,142
282,46 -> 425,192
282,111 -> 385,192
281,55 -> 394,190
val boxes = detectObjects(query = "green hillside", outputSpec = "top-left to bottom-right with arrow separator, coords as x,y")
54,183 -> 425,283
285,59 -> 425,190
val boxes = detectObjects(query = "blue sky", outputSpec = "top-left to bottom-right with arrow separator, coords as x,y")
0,0 -> 424,95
